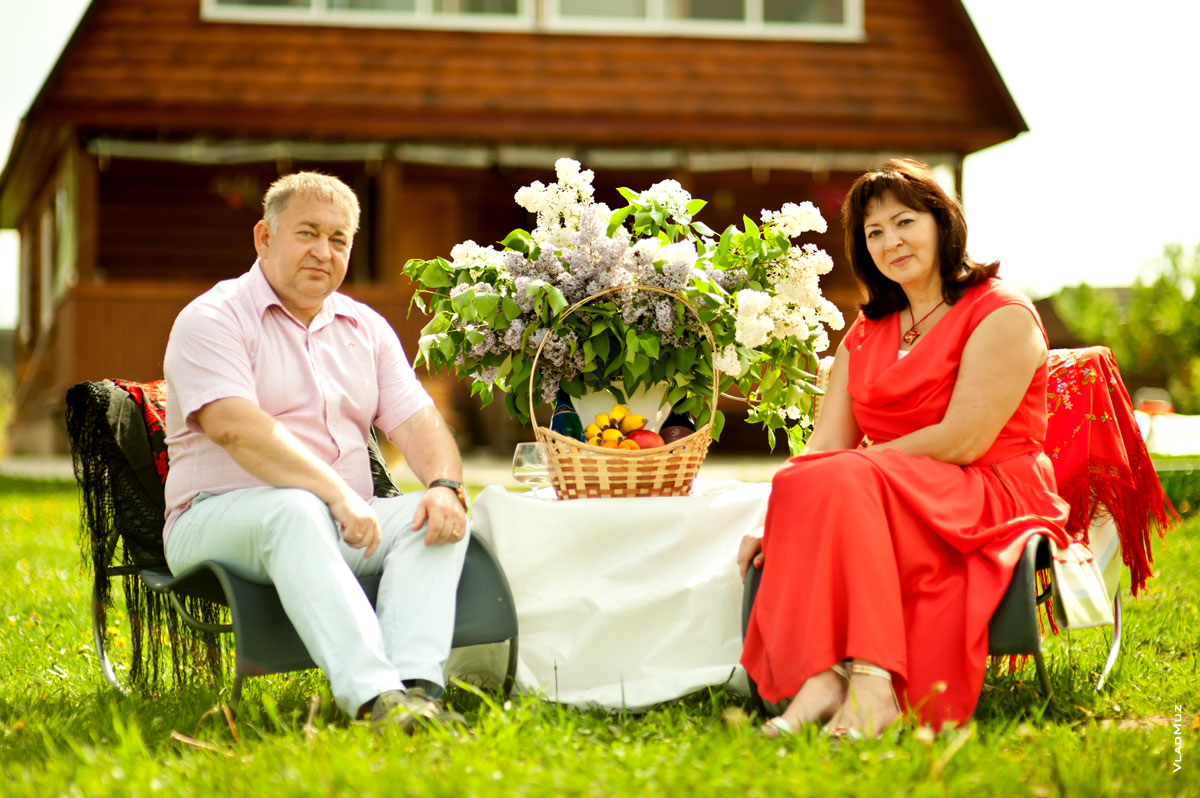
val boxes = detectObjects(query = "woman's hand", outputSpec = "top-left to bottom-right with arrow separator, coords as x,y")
738,534 -> 764,581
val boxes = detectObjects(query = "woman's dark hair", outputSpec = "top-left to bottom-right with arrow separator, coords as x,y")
841,158 -> 998,319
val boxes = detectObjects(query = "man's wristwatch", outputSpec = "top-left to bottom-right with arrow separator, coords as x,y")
428,479 -> 468,510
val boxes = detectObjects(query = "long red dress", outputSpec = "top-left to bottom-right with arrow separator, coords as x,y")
740,278 -> 1073,728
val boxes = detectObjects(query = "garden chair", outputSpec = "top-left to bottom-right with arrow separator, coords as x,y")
742,346 -> 1174,707
65,378 -> 519,705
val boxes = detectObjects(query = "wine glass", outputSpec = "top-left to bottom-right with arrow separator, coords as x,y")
511,442 -> 551,491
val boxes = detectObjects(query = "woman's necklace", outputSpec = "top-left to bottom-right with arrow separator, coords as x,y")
902,300 -> 946,345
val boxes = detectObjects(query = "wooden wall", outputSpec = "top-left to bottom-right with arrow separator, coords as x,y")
35,0 -> 1022,153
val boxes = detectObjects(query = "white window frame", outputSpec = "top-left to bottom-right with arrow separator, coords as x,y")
200,0 -> 535,33
200,0 -> 864,40
547,1 -> 863,41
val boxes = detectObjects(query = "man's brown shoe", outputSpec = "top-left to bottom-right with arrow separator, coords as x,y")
368,688 -> 466,735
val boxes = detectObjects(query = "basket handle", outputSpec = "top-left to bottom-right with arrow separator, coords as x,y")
526,284 -> 721,429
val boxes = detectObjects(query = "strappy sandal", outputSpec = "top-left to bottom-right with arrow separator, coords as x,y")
824,661 -> 901,741
761,661 -> 851,738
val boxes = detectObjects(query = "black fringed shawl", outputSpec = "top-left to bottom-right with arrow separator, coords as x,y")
66,379 -> 228,689
65,378 -> 404,692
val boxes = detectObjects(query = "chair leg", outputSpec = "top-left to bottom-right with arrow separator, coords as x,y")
1096,592 -> 1123,691
1033,643 -> 1053,699
502,636 -> 519,698
92,574 -> 127,697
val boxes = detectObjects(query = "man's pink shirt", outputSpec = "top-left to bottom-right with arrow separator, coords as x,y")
162,261 -> 433,541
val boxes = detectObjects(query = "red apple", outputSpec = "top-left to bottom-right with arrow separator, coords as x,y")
626,429 -> 665,449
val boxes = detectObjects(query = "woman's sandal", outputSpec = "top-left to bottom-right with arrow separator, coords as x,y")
824,661 -> 901,742
761,662 -> 850,738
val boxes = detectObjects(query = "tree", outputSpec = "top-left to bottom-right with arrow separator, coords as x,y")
1053,242 -> 1200,414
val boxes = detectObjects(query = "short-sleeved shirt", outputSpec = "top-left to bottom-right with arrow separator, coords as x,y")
162,261 -> 433,541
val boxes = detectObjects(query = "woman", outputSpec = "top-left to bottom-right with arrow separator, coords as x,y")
739,158 -> 1072,737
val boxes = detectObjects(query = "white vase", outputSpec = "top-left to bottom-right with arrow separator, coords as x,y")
569,381 -> 671,433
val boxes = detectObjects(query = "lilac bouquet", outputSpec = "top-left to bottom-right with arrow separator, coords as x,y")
403,158 -> 843,452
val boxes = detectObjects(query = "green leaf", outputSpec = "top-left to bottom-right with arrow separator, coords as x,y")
742,215 -> 760,238
616,186 -> 640,202
474,293 -> 501,320
625,328 -> 640,359
419,260 -> 453,288
451,288 -> 475,313
639,334 -> 660,359
676,347 -> 697,373
436,334 -> 455,360
692,220 -> 717,237
592,334 -> 610,362
606,206 -> 633,236
501,229 -> 534,255
685,198 -> 707,215
711,409 -> 726,441
502,297 -> 522,322
546,285 -> 568,316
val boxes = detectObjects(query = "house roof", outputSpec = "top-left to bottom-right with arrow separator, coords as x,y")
2,0 -> 1025,223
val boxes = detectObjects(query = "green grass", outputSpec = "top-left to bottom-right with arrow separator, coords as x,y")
1,475 -> 1197,796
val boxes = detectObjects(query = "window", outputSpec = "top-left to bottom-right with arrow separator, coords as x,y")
203,0 -> 861,38
550,0 -> 857,37
205,0 -> 529,29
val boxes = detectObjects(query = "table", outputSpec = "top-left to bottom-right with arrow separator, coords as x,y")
445,479 -> 771,711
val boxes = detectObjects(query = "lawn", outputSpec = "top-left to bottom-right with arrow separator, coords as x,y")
1,474 -> 1196,797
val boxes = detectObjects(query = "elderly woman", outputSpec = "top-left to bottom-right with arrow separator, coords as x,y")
739,158 -> 1072,737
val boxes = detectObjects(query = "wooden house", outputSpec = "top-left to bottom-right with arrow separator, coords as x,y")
0,0 -> 1026,453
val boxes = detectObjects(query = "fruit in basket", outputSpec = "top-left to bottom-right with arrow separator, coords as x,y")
660,426 -> 694,444
594,412 -> 612,430
618,413 -> 647,434
600,428 -> 623,443
626,429 -> 665,449
600,439 -> 621,448
584,423 -> 602,439
609,404 -> 629,423
618,439 -> 640,450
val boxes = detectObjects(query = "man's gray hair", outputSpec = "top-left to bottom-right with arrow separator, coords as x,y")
262,172 -> 361,234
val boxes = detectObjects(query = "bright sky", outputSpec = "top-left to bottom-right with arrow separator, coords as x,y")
1,0 -> 1198,328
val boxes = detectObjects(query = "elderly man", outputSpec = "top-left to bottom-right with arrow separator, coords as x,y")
162,172 -> 468,730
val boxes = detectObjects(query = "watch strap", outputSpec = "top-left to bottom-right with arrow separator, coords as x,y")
428,479 -> 468,509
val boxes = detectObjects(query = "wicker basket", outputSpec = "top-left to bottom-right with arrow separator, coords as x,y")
529,285 -> 719,499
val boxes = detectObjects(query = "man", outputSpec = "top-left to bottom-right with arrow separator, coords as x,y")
162,172 -> 469,731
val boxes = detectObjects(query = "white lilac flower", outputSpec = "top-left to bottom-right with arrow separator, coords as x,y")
714,344 -> 745,378
735,314 -> 774,348
449,240 -> 507,275
659,240 -> 698,270
633,238 -> 663,259
640,179 -> 692,223
735,289 -> 772,319
817,297 -> 845,330
514,182 -> 545,212
760,201 -> 828,238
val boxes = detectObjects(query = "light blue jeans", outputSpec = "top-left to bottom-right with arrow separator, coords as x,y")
165,487 -> 469,716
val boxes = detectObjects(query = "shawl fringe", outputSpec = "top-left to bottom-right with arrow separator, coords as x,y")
66,380 -> 230,692
1045,347 -> 1178,596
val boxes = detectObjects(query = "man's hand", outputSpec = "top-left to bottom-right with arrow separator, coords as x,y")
412,487 -> 467,546
328,492 -> 383,558
737,534 -> 764,581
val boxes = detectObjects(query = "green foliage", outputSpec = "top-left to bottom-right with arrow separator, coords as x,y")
1,475 -> 1199,796
1054,242 -> 1200,413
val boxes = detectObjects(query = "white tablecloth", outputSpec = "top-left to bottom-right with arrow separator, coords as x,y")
447,479 -> 771,711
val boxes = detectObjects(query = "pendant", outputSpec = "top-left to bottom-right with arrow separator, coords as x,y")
902,328 -> 920,345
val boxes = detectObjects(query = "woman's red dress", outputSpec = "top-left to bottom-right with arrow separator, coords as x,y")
740,278 -> 1073,728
